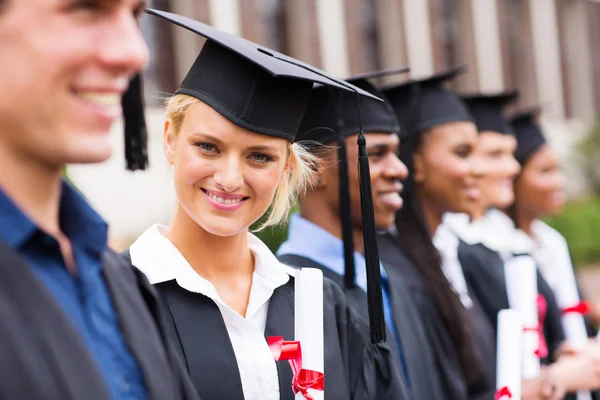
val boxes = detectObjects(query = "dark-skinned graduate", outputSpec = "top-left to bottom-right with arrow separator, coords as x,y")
377,67 -> 496,400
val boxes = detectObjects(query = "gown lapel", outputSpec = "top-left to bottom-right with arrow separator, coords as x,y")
101,251 -> 181,400
159,280 -> 245,400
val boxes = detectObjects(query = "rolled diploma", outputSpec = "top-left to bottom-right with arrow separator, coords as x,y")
553,245 -> 589,347
505,256 -> 541,378
496,309 -> 523,400
551,245 -> 591,400
295,268 -> 324,400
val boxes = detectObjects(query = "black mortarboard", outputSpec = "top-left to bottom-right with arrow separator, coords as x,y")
147,9 -> 388,343
510,107 -> 546,165
382,66 -> 474,139
297,68 -> 408,342
462,90 -> 519,135
146,9 -> 380,143
122,73 -> 148,171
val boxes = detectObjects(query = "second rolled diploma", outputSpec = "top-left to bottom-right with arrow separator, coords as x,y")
295,268 -> 324,400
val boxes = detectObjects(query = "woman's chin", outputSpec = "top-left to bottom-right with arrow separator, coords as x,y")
193,215 -> 251,237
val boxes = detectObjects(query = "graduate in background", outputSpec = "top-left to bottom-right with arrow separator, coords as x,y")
448,93 -> 566,357
378,67 -> 497,400
277,70 -> 445,400
128,9 -> 393,400
0,1 -> 198,399
510,109 -> 600,398
445,94 -> 600,397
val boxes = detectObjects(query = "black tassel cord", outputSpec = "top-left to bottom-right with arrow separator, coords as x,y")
355,93 -> 387,344
122,74 -> 149,171
331,89 -> 357,289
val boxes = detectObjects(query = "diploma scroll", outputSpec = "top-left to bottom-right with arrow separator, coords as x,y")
505,255 -> 541,379
550,242 -> 591,400
294,268 -> 324,400
496,309 -> 523,400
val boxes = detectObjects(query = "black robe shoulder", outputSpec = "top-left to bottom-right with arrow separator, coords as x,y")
0,241 -> 199,400
377,233 -> 497,400
152,271 -> 381,400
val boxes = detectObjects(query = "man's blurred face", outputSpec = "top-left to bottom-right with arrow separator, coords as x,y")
320,133 -> 408,231
0,0 -> 148,169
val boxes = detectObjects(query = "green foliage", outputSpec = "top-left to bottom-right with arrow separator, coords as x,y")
252,207 -> 296,253
544,197 -> 600,268
253,220 -> 290,253
578,121 -> 600,158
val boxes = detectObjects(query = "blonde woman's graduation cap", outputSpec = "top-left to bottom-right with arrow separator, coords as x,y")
145,9 -> 382,143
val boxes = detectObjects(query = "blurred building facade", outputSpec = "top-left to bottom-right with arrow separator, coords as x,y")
68,0 -> 600,248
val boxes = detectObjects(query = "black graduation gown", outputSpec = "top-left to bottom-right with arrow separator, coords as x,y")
458,240 -> 565,362
152,275 -> 378,400
459,241 -> 600,400
278,252 -> 442,400
0,241 -> 199,400
377,233 -> 496,400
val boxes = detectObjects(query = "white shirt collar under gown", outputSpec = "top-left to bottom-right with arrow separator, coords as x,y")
129,224 -> 295,400
433,222 -> 474,309
444,209 -> 535,260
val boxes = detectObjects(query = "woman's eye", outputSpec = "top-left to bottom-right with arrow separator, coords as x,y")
195,142 -> 218,153
250,153 -> 274,163
455,148 -> 471,158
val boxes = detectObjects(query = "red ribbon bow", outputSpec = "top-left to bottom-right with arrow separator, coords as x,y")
268,336 -> 324,400
562,301 -> 589,315
494,386 -> 513,400
523,294 -> 548,358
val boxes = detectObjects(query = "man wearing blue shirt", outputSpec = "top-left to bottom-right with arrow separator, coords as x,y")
0,1 -> 198,399
278,73 -> 446,400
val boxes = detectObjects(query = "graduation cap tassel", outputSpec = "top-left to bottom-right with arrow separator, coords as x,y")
355,93 -> 386,344
122,73 -> 149,171
330,89 -> 357,289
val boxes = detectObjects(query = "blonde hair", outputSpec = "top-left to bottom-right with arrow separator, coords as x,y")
164,94 -> 319,229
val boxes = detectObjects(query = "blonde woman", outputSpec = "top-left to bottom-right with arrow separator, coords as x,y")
127,10 -> 399,400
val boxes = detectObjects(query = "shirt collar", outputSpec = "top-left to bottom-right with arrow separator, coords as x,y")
0,188 -> 37,248
277,213 -> 370,291
480,209 -> 534,254
130,225 -> 293,316
0,180 -> 107,254
442,213 -> 482,245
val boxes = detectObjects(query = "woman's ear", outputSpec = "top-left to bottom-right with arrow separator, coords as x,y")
164,119 -> 176,165
412,151 -> 425,183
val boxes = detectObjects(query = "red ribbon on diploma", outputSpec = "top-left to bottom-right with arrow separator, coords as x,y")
523,294 -> 548,358
494,386 -> 512,400
562,301 -> 589,315
267,336 -> 324,399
